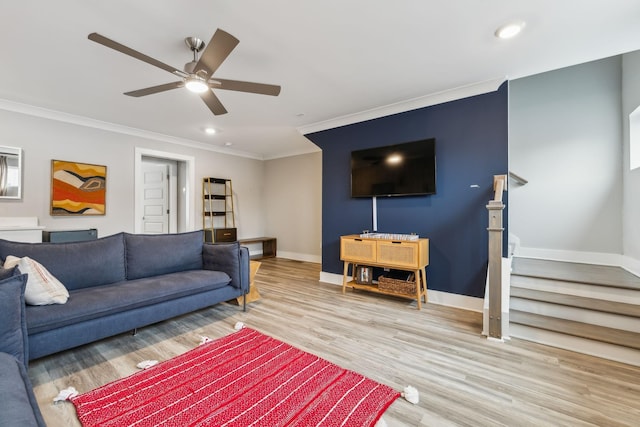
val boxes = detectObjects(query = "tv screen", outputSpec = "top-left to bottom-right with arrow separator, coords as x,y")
351,138 -> 436,197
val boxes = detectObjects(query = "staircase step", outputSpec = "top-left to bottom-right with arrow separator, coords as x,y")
510,286 -> 640,317
511,257 -> 640,290
510,275 -> 640,304
509,324 -> 640,367
510,310 -> 640,350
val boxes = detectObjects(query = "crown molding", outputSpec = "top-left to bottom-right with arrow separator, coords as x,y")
262,145 -> 321,161
297,77 -> 506,136
0,98 -> 264,160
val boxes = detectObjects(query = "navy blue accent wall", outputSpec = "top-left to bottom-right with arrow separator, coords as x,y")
306,83 -> 508,298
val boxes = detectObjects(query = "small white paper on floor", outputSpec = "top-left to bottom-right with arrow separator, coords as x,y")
136,360 -> 159,369
53,386 -> 78,404
402,385 -> 419,404
199,336 -> 213,345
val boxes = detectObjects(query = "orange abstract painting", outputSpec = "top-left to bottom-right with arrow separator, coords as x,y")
51,160 -> 106,216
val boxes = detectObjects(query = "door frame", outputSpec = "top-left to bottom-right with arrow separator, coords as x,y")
134,147 -> 196,234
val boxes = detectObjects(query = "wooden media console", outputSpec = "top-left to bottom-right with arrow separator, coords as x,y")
340,234 -> 429,309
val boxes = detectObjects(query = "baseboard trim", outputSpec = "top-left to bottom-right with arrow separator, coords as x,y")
277,251 -> 322,263
319,271 -> 484,312
622,255 -> 640,278
319,271 -> 343,285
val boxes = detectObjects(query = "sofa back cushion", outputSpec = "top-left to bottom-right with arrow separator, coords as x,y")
124,230 -> 204,280
0,273 -> 29,364
0,233 -> 126,291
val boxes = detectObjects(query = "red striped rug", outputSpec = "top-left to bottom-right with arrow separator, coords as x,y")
71,327 -> 399,426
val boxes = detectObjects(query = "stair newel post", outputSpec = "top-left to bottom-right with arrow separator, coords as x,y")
487,175 -> 507,340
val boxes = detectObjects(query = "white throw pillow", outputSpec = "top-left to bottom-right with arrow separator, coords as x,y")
3,256 -> 69,305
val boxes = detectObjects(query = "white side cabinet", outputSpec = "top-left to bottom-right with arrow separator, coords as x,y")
0,217 -> 45,243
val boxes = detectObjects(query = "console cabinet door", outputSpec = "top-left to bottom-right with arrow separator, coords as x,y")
376,240 -> 419,269
340,237 -> 377,263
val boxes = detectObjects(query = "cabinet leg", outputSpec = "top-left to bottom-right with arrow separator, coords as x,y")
342,262 -> 349,294
414,269 -> 422,310
421,267 -> 428,303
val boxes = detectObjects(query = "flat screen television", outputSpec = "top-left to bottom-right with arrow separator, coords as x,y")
351,138 -> 436,197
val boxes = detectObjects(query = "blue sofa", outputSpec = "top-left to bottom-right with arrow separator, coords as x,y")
0,230 -> 250,360
0,230 -> 249,426
0,270 -> 46,426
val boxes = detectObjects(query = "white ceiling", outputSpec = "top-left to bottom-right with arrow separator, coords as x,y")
1,1 -> 639,160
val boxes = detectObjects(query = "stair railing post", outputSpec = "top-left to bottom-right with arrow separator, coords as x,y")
487,175 -> 507,340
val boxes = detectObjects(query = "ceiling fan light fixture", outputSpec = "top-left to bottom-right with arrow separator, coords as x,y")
495,21 -> 525,39
185,76 -> 209,93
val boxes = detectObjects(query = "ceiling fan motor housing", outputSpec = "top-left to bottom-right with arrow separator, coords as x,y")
184,61 -> 198,74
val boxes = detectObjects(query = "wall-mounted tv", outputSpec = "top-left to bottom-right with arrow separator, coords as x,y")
351,138 -> 436,197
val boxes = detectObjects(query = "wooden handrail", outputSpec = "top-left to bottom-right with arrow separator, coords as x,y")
493,174 -> 507,202
508,171 -> 528,185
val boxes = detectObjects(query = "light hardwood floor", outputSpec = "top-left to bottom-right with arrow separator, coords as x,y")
30,258 -> 640,426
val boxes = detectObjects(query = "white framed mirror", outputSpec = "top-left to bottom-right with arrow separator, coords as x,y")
0,146 -> 22,199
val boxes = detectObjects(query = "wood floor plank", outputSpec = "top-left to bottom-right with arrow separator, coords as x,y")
29,258 -> 640,427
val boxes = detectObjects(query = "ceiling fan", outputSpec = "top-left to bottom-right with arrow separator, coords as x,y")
88,29 -> 281,115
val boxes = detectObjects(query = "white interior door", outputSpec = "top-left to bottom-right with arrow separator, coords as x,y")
135,148 -> 194,234
141,163 -> 169,234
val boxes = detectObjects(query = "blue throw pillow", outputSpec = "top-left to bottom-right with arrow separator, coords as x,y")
0,273 -> 29,365
0,266 -> 19,280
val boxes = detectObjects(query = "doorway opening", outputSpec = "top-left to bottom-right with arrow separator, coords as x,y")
134,148 -> 195,234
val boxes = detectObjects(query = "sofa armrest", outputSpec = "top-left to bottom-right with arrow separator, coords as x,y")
202,242 -> 250,292
0,353 -> 46,427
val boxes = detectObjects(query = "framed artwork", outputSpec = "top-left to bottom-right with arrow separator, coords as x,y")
355,265 -> 373,285
51,160 -> 106,216
0,146 -> 22,199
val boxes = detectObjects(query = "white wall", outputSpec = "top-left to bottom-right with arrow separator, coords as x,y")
264,151 -> 322,262
509,56 -> 623,261
622,51 -> 640,269
0,108 -> 265,238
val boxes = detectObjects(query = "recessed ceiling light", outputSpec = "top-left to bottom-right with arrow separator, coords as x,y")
224,142 -> 233,147
204,127 -> 217,135
495,21 -> 525,39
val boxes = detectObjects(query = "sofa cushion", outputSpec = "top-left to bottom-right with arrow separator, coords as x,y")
4,256 -> 69,305
0,274 -> 29,364
0,266 -> 18,280
26,269 -> 231,334
0,352 -> 46,427
0,234 -> 126,291
124,231 -> 204,280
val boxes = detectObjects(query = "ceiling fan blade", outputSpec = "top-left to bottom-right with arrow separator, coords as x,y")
195,29 -> 239,80
88,33 -> 186,77
124,81 -> 184,97
212,78 -> 281,96
200,90 -> 228,115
